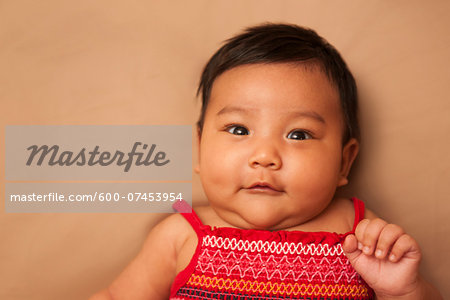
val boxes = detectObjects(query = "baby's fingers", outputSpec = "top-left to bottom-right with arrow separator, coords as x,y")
355,218 -> 387,256
388,234 -> 421,262
374,223 -> 404,259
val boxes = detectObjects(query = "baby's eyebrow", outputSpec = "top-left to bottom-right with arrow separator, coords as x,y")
216,106 -> 253,116
289,110 -> 326,124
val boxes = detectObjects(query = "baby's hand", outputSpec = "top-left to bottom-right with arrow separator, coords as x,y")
343,218 -> 422,299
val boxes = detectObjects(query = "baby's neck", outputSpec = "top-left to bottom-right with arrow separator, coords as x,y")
193,197 -> 355,234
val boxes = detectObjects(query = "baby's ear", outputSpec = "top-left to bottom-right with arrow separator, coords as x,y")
338,138 -> 359,187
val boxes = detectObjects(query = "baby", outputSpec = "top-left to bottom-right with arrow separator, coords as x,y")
91,23 -> 442,299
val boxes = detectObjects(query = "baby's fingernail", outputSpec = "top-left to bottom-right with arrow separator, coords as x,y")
375,249 -> 383,258
357,242 -> 363,250
389,254 -> 396,261
363,246 -> 370,254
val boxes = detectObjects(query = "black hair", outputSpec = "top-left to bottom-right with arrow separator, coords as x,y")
197,23 -> 360,143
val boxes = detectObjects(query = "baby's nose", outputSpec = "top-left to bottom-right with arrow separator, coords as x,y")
248,142 -> 282,170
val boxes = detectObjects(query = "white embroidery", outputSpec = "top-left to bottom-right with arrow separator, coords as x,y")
202,235 -> 345,256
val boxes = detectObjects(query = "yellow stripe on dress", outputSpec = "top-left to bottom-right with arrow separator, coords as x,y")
187,274 -> 370,298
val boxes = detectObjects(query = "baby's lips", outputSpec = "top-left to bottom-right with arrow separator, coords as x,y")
246,181 -> 282,192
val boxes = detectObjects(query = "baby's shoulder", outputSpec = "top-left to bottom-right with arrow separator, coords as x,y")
153,204 -> 219,243
151,213 -> 196,250
305,197 -> 363,233
329,197 -> 377,228
323,197 -> 356,231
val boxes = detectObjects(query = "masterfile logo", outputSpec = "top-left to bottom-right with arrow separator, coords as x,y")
26,142 -> 170,172
5,125 -> 191,180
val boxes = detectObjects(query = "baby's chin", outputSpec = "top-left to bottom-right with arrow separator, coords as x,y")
218,205 -> 303,231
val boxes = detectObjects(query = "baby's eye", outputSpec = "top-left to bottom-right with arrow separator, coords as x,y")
226,125 -> 249,135
287,130 -> 312,140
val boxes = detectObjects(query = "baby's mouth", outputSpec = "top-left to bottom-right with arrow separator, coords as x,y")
245,182 -> 283,194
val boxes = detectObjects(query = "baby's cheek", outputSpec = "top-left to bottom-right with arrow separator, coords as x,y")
288,159 -> 339,197
200,158 -> 238,192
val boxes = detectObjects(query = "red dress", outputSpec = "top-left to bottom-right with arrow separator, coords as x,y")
170,198 -> 374,300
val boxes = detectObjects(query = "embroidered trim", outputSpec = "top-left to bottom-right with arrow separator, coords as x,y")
187,275 -> 370,297
203,236 -> 344,256
197,248 -> 359,283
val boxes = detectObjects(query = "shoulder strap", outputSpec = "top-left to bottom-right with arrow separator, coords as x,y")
351,197 -> 365,232
172,199 -> 204,236
170,200 -> 205,298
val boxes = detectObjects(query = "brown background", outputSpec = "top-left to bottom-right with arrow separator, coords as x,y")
1,1 -> 449,299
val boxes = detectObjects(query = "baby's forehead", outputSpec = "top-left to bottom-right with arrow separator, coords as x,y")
210,63 -> 339,103
207,63 -> 342,123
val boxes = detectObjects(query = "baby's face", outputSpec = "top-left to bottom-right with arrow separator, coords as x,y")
196,63 -> 358,230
